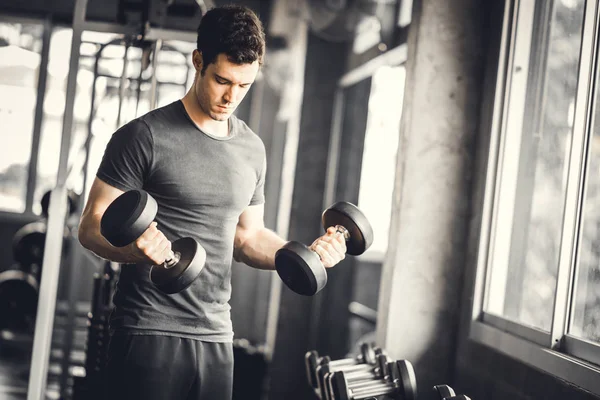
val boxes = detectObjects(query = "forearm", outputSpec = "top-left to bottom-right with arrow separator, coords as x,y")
234,228 -> 287,270
78,213 -> 140,264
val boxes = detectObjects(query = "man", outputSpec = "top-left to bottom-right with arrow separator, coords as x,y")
77,4 -> 346,400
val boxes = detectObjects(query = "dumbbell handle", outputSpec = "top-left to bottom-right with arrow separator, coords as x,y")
333,225 -> 351,240
351,381 -> 398,398
163,250 -> 181,269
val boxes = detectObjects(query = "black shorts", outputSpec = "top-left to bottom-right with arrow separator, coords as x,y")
104,334 -> 234,400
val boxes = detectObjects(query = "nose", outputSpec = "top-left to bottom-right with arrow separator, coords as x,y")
224,85 -> 241,104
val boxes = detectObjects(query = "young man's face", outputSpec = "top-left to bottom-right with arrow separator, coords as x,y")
193,51 -> 259,121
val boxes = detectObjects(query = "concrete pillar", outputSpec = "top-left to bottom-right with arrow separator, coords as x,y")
375,0 -> 488,397
267,31 -> 347,400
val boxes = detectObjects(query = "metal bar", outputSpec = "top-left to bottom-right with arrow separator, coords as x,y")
117,43 -> 130,128
26,0 -> 88,399
149,39 -> 163,110
78,20 -> 197,43
472,0 -> 514,321
552,0 -> 600,349
338,44 -> 407,88
323,90 -> 345,209
26,17 -> 52,214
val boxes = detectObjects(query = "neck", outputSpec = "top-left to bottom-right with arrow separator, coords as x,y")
181,90 -> 229,137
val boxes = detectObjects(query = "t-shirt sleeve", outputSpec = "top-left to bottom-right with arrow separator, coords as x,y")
249,153 -> 266,206
96,119 -> 153,192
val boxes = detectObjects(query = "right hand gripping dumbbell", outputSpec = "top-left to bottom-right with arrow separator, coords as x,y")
328,360 -> 418,400
275,202 -> 374,296
100,189 -> 206,294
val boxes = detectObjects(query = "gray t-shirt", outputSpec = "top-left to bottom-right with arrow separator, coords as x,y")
96,100 -> 266,342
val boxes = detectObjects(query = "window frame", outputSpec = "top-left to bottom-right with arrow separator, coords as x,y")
470,0 -> 600,394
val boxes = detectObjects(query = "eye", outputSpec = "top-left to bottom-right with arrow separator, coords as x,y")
216,77 -> 227,85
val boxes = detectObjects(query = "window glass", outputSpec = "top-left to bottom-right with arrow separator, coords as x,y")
485,0 -> 585,331
0,23 -> 44,212
571,49 -> 600,342
358,65 -> 405,258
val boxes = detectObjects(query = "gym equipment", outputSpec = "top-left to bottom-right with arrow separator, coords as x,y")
100,189 -> 206,294
315,352 -> 388,399
232,338 -> 269,400
12,221 -> 70,272
322,354 -> 390,400
275,201 -> 373,295
41,189 -> 79,218
0,266 -> 39,333
328,360 -> 417,400
306,342 -> 378,390
72,261 -> 119,400
434,385 -> 471,400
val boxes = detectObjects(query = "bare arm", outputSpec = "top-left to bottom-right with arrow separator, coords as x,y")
232,204 -> 347,270
233,204 -> 286,270
78,178 -> 172,265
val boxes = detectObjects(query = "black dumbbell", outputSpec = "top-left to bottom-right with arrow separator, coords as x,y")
317,353 -> 393,400
306,343 -> 378,390
329,360 -> 417,400
434,385 -> 471,400
100,189 -> 206,294
275,202 -> 373,296
434,385 -> 455,399
323,354 -> 390,400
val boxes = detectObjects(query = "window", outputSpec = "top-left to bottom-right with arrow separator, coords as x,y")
0,22 -> 44,213
358,65 -> 405,258
484,0 -> 585,332
472,0 -> 600,393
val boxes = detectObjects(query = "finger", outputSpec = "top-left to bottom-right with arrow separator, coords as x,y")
313,243 -> 335,268
321,235 -> 346,256
156,236 -> 173,264
139,222 -> 160,242
326,226 -> 337,236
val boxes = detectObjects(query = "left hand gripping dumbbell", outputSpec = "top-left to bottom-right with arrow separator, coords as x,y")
275,202 -> 374,296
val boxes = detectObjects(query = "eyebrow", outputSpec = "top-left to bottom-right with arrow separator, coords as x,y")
215,74 -> 252,86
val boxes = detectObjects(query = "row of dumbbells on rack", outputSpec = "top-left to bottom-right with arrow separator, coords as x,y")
305,343 -> 472,400
72,261 -> 119,400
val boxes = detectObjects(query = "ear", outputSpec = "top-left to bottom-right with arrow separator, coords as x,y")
192,49 -> 203,71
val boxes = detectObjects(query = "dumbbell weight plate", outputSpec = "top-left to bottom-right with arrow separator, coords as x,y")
395,360 -> 418,400
100,190 -> 157,247
434,385 -> 456,399
101,190 -> 206,294
275,241 -> 327,296
150,237 -> 207,294
0,269 -> 39,333
322,202 -> 374,255
12,222 -> 70,273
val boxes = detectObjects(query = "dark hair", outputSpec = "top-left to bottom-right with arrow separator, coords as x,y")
196,5 -> 266,74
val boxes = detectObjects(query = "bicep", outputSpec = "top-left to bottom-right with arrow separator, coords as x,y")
235,203 -> 265,244
81,178 -> 125,223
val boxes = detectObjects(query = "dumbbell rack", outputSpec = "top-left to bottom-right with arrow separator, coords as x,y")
305,343 -> 418,400
71,261 -> 118,400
